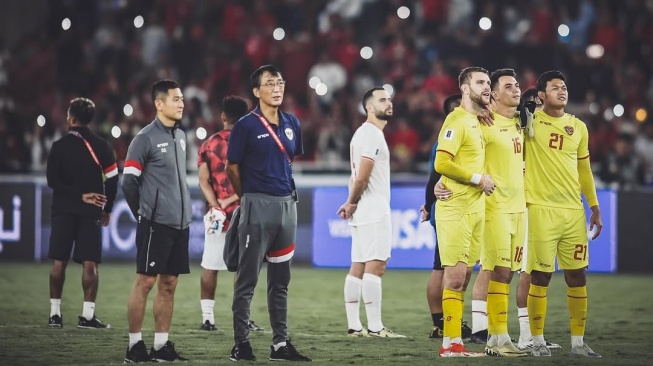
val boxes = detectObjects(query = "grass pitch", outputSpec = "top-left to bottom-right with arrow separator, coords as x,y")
0,263 -> 651,365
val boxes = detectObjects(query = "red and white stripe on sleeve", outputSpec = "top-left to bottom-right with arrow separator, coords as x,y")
124,160 -> 143,177
104,163 -> 118,178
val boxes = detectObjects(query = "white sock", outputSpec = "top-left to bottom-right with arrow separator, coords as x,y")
471,300 -> 487,334
362,273 -> 383,332
129,332 -> 142,349
571,335 -> 584,348
273,341 -> 287,351
443,336 -> 451,349
153,332 -> 168,350
201,299 -> 215,324
518,307 -> 531,342
497,333 -> 511,345
50,299 -> 61,317
344,275 -> 363,331
82,301 -> 95,320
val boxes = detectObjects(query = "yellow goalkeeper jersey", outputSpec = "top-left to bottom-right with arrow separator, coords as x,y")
481,113 -> 526,215
524,109 -> 589,210
435,106 -> 485,219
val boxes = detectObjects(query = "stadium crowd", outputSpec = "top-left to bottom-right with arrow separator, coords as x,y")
1,0 -> 653,189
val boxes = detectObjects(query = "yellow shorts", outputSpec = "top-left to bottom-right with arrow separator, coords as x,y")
482,212 -> 526,271
436,212 -> 483,267
526,205 -> 588,273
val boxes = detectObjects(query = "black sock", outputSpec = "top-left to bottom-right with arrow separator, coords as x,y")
431,313 -> 444,327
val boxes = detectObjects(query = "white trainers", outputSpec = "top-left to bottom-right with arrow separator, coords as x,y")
347,328 -> 369,337
367,328 -> 406,338
485,341 -> 528,357
531,343 -> 552,357
571,343 -> 601,357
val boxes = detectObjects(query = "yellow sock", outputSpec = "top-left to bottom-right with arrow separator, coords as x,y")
443,288 -> 464,340
567,286 -> 587,336
527,284 -> 547,337
487,280 -> 509,335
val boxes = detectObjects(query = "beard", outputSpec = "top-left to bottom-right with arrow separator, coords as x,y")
375,109 -> 392,121
469,91 -> 488,109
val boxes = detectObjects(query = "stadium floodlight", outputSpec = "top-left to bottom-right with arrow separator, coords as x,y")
382,84 -> 394,96
62,18 -> 71,30
613,104 -> 624,118
123,104 -> 133,117
479,17 -> 492,30
111,126 -> 121,138
589,102 -> 599,115
558,24 -> 570,37
603,108 -> 614,121
37,115 -> 46,127
273,28 -> 285,41
308,76 -> 321,89
196,127 -> 207,140
134,16 -> 144,28
397,6 -> 410,19
315,83 -> 328,96
586,44 -> 604,59
360,46 -> 373,59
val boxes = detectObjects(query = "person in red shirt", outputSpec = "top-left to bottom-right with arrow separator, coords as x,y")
197,95 -> 262,333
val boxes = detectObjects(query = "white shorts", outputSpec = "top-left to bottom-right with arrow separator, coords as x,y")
350,214 -> 392,263
201,222 -> 228,271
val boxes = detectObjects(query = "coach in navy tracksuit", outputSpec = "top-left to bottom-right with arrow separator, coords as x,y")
226,65 -> 311,362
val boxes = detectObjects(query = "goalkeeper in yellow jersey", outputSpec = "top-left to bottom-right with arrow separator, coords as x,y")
525,70 -> 603,357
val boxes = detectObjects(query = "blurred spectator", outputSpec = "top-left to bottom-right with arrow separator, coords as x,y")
635,123 -> 653,186
599,133 -> 644,190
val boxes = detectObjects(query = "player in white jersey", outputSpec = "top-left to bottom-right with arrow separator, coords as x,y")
337,87 -> 405,338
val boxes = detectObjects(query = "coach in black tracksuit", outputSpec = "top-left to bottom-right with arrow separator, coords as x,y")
46,97 -> 118,330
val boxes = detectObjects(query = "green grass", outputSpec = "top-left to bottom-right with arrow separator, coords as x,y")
0,263 -> 651,365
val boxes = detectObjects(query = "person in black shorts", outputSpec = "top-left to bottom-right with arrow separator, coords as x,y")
121,80 -> 192,363
46,97 -> 118,329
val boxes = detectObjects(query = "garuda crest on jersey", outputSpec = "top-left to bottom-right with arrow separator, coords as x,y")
564,126 -> 574,135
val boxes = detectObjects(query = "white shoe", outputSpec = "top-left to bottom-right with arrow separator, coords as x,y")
571,343 -> 601,357
531,343 -> 552,357
367,328 -> 406,338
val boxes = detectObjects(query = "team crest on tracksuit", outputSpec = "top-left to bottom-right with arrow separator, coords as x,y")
285,128 -> 294,140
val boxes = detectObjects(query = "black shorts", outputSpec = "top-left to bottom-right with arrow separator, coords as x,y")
48,214 -> 102,263
432,225 -> 443,270
135,216 -> 190,276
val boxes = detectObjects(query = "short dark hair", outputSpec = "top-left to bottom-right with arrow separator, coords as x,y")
536,70 -> 566,92
68,98 -> 95,125
222,95 -> 249,123
458,66 -> 489,87
443,94 -> 462,115
250,64 -> 282,89
151,80 -> 180,103
361,87 -> 386,116
489,68 -> 516,91
521,88 -> 539,103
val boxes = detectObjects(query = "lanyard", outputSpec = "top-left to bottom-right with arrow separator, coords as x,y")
252,112 -> 293,166
69,130 -> 102,168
